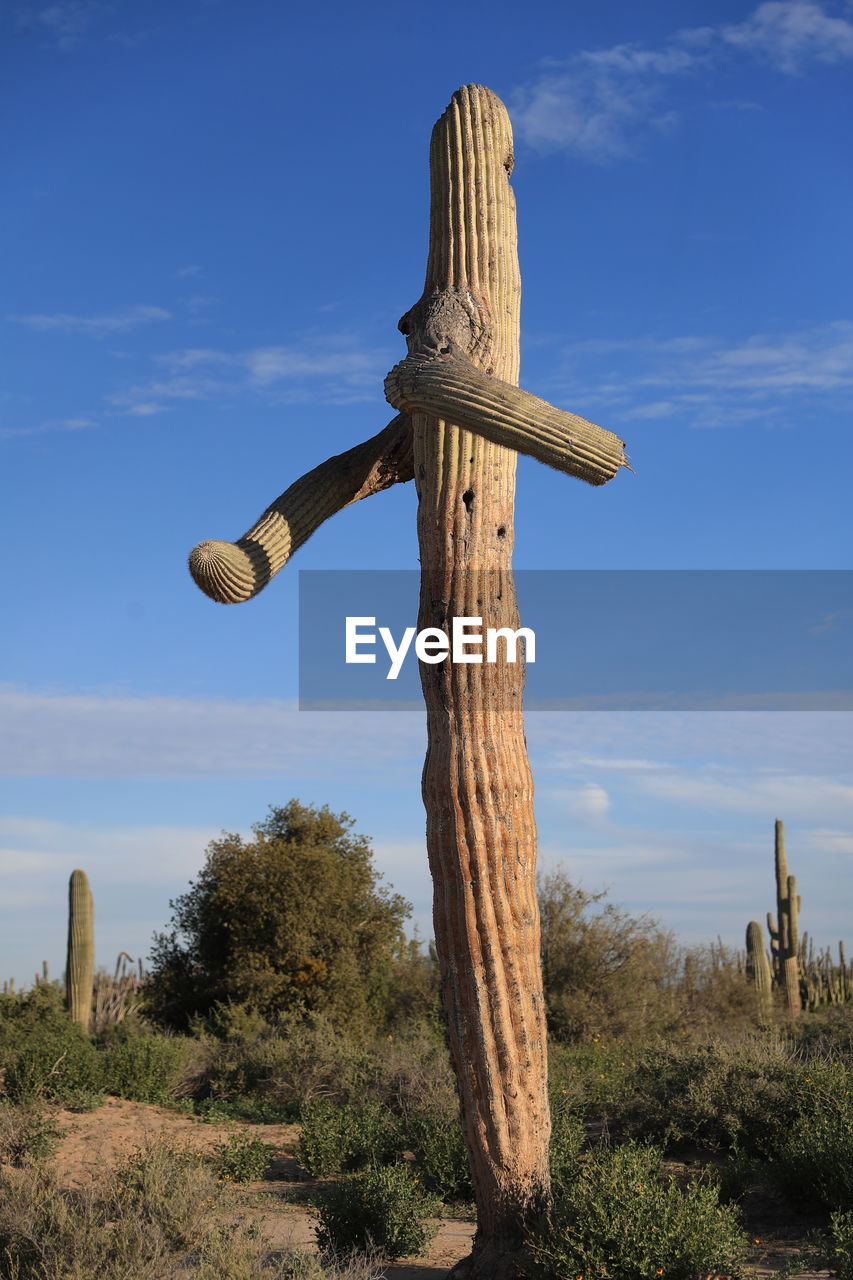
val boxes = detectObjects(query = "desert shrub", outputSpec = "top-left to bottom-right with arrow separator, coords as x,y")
215,1130 -> 273,1182
766,1059 -> 853,1209
313,1163 -> 439,1261
539,872 -> 680,1043
298,1100 -> 395,1178
0,1102 -> 59,1166
2,1026 -> 104,1105
101,1031 -> 202,1104
829,1210 -> 853,1280
548,1103 -> 586,1186
402,1107 -> 472,1202
111,1139 -> 221,1251
0,984 -> 104,1106
147,801 -> 411,1034
612,1038 -> 794,1152
0,1142 -> 224,1278
524,1142 -> 746,1280
365,1021 -> 456,1115
549,1038 -> 637,1120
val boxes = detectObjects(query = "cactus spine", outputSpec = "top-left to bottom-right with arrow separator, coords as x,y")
746,920 -> 773,1018
766,820 -> 802,1018
66,869 -> 94,1032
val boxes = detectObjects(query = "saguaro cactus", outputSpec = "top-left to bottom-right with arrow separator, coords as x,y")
187,86 -> 627,1277
745,920 -> 773,1018
66,868 -> 94,1032
766,819 -> 802,1018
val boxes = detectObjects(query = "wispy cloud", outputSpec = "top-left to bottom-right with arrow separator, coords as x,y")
547,320 -> 853,428
0,416 -> 96,439
16,0 -> 105,50
9,305 -> 171,336
108,335 -> 394,415
512,1 -> 853,161
720,1 -> 853,72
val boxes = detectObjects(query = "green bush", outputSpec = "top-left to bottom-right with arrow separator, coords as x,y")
612,1039 -> 793,1153
2,1026 -> 104,1105
402,1107 -> 472,1202
215,1130 -> 273,1182
524,1142 -> 746,1280
548,1103 -> 586,1186
101,1032 -> 200,1104
313,1163 -> 439,1261
829,1210 -> 853,1280
298,1100 -> 395,1178
767,1059 -> 853,1210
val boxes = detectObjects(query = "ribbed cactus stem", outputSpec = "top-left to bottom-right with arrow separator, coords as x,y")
189,413 -> 413,603
66,869 -> 94,1033
746,920 -> 773,1018
403,85 -> 551,1277
384,352 -> 625,485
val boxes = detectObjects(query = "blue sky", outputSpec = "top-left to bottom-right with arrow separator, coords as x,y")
1,0 -> 851,986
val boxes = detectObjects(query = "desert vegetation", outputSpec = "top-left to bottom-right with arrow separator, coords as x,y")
0,801 -> 850,1278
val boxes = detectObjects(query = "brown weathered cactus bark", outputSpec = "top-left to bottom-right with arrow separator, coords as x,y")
399,84 -> 550,1279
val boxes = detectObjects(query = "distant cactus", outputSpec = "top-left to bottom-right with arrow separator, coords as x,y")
766,820 -> 802,1018
746,920 -> 773,1018
66,869 -> 94,1032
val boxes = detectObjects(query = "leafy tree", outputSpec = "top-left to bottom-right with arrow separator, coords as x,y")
539,870 -> 678,1042
146,801 -> 411,1032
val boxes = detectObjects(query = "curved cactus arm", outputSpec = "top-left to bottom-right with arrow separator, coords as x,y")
188,413 -> 413,603
384,352 -> 626,487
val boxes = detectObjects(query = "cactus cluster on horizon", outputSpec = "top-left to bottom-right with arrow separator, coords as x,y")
746,819 -> 850,1018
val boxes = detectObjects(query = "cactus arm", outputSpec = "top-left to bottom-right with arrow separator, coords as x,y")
189,413 -> 414,604
746,920 -> 773,1018
384,352 -> 626,487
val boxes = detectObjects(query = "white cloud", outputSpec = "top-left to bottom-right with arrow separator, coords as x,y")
0,416 -> 96,439
512,2 -> 853,160
0,687 -> 426,778
9,305 -> 171,336
547,781 -> 612,820
18,1 -> 104,50
550,321 -> 853,428
110,335 -> 394,415
721,1 -> 853,72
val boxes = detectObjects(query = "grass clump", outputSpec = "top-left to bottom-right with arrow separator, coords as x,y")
525,1141 -> 746,1280
0,1103 -> 60,1166
313,1162 -> 439,1261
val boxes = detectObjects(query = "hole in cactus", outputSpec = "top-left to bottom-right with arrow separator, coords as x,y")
462,488 -> 475,513
497,525 -> 506,538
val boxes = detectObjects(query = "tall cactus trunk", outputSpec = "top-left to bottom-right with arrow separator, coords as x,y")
746,920 -> 773,1019
405,85 -> 550,1278
66,869 -> 94,1033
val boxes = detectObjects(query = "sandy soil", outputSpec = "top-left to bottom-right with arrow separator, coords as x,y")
51,1098 -> 830,1279
52,1097 -> 474,1277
